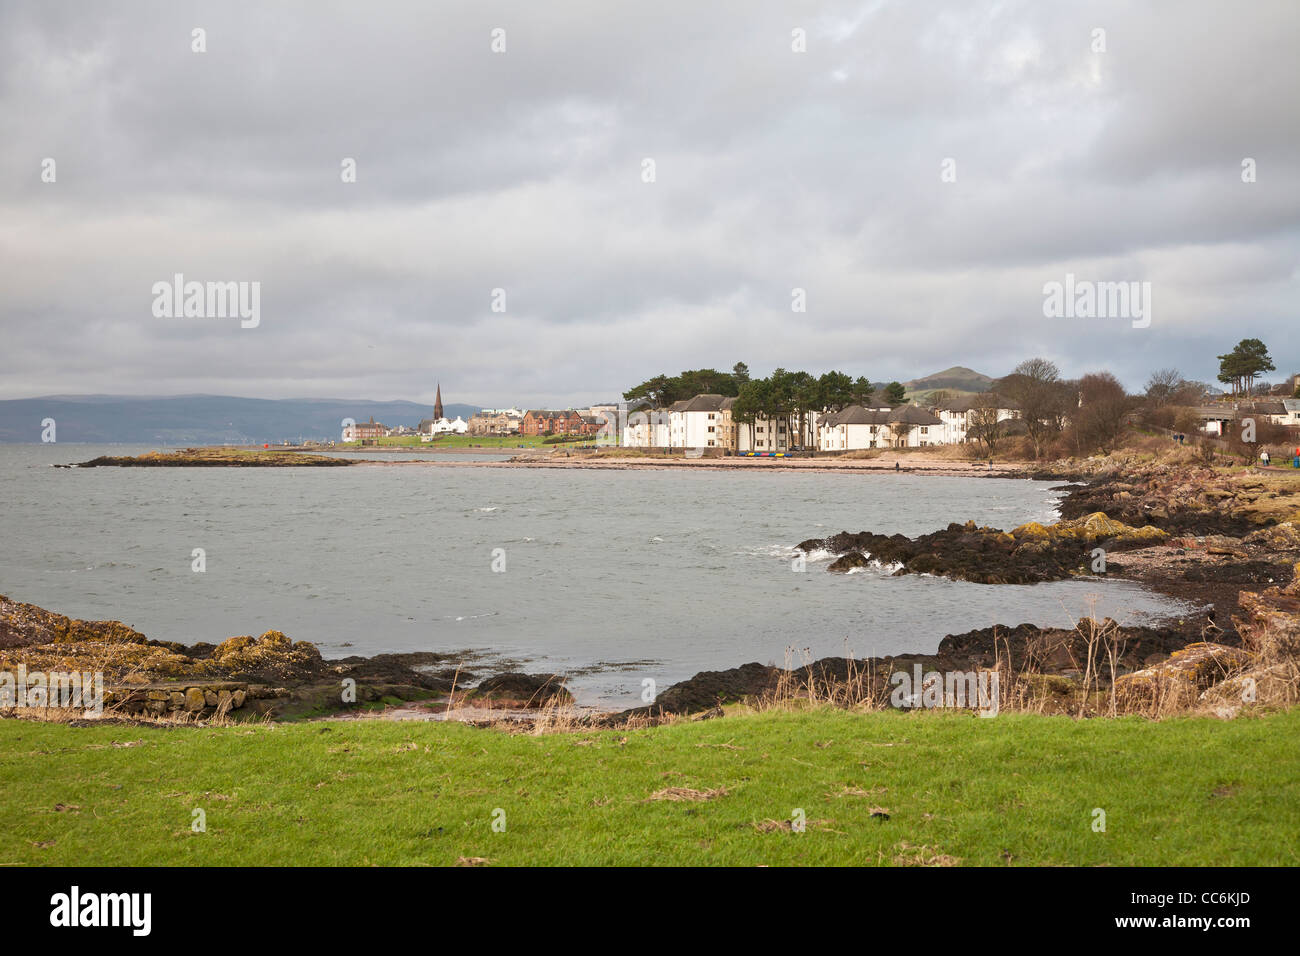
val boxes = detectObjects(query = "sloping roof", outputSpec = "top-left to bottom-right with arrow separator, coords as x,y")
1283,399 -> 1300,412
888,405 -> 944,426
679,394 -> 727,412
822,405 -> 891,427
1245,401 -> 1286,415
1192,406 -> 1233,419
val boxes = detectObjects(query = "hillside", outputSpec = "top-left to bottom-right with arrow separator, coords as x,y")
904,361 -> 993,400
0,395 -> 482,444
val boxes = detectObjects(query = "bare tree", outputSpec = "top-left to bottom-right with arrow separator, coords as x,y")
994,358 -> 1071,459
967,392 -> 1004,452
1075,372 -> 1132,454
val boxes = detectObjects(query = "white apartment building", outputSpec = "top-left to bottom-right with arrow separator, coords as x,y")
817,404 -> 946,450
934,397 -> 1021,444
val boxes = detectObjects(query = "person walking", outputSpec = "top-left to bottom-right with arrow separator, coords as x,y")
1261,450 -> 1271,467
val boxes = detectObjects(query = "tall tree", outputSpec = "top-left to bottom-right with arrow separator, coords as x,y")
1217,339 -> 1275,397
850,376 -> 875,406
818,371 -> 855,412
884,382 -> 907,405
622,374 -> 675,408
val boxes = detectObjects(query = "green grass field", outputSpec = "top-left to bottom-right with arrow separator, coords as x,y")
2,708 -> 1296,866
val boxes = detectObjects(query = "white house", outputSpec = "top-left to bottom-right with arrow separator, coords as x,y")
934,397 -> 1021,444
817,404 -> 946,450
668,394 -> 732,449
622,408 -> 672,448
736,415 -> 792,452
419,415 -> 468,440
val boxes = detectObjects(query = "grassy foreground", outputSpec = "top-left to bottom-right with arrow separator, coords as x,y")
1,708 -> 1297,866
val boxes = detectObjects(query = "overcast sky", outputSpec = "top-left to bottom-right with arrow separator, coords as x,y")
2,0 -> 1297,407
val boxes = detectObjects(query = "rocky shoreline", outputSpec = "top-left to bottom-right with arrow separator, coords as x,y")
6,455 -> 1299,725
617,458 -> 1299,720
66,448 -> 356,467
0,595 -> 576,721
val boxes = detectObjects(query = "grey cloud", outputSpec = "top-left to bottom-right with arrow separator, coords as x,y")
0,0 -> 1296,406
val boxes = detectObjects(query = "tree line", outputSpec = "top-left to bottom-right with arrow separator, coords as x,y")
621,337 -> 1289,458
623,364 -> 908,449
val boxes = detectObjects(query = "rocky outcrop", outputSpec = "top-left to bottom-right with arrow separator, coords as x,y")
1203,561 -> 1300,714
0,594 -> 455,721
1113,642 -> 1253,708
70,448 -> 355,467
612,611 -> 1217,719
0,595 -> 149,650
1057,463 -> 1300,535
468,673 -> 572,706
801,513 -> 1166,584
827,552 -> 871,573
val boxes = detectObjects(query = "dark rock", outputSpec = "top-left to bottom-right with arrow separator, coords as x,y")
470,673 -> 572,705
828,551 -> 870,573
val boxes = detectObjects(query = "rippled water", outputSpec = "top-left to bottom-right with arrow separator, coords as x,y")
0,444 -> 1190,708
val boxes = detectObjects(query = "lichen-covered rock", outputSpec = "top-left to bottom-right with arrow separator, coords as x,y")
1114,642 -> 1253,707
0,594 -> 148,650
1245,522 -> 1300,552
184,687 -> 206,711
207,630 -> 324,682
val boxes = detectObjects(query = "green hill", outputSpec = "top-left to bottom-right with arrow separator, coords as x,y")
903,367 -> 995,403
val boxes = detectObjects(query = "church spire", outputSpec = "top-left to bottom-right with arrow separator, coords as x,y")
433,383 -> 444,420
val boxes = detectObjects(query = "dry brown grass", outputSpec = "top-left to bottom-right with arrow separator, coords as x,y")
890,841 -> 961,867
645,786 -> 730,802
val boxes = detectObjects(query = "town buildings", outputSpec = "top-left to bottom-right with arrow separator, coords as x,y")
934,396 -> 1022,445
620,392 -> 1022,452
418,383 -> 468,437
520,409 -> 602,437
467,409 -> 524,435
1190,400 -> 1300,436
817,404 -> 946,450
341,416 -> 387,441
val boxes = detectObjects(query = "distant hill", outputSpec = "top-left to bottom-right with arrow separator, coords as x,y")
0,395 -> 482,444
904,366 -> 995,395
